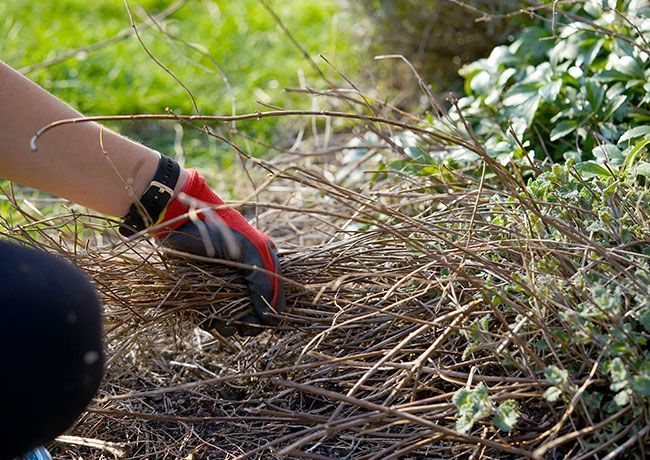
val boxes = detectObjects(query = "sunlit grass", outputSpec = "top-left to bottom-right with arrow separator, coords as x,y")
1,0 -> 362,162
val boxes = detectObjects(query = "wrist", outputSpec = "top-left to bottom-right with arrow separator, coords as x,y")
118,155 -> 182,237
150,169 -> 216,238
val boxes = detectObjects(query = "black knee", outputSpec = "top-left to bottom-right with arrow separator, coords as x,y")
0,241 -> 104,459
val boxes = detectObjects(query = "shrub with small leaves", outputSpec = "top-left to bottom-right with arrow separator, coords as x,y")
453,383 -> 520,434
365,0 -> 650,454
543,365 -> 575,403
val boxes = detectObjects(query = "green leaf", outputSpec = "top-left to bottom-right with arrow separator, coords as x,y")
551,120 -> 579,141
474,382 -> 489,401
503,85 -> 542,126
544,366 -> 569,386
632,374 -> 650,396
603,95 -> 628,120
592,285 -> 622,313
544,386 -> 562,402
618,56 -> 644,79
634,162 -> 650,179
593,144 -> 625,166
575,161 -> 612,178
623,138 -> 650,171
453,388 -> 471,407
564,150 -> 582,162
498,68 -> 517,88
494,400 -> 520,433
579,38 -> 605,67
584,2 -> 602,18
510,27 -> 553,61
596,69 -> 627,83
618,126 -> 650,144
586,79 -> 605,112
614,390 -> 630,406
469,70 -> 491,96
455,414 -> 475,434
540,80 -> 562,102
609,357 -> 629,389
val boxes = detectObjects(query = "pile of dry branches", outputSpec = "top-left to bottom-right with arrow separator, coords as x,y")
3,112 -> 648,458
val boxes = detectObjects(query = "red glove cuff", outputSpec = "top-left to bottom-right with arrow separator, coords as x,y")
151,169 -> 217,239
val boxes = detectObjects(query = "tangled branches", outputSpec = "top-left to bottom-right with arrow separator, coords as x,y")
3,127 -> 648,458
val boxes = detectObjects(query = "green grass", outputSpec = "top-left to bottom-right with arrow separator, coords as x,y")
0,0 -> 361,162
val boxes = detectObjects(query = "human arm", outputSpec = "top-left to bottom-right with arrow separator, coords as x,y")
0,60 -> 189,215
0,60 -> 284,335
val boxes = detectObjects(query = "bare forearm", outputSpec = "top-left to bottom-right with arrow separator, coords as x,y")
0,61 -> 187,216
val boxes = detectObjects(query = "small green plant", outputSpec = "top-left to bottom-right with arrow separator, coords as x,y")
461,314 -> 490,360
609,357 -> 634,406
493,400 -> 520,434
453,382 -> 520,434
543,365 -> 575,403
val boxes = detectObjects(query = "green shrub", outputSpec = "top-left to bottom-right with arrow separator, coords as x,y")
517,161 -> 649,409
438,0 -> 650,165
366,1 -> 650,449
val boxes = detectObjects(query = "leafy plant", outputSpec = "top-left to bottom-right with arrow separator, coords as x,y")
608,357 -> 633,406
453,383 -> 520,433
437,0 -> 650,166
518,161 -> 649,412
543,365 -> 574,403
461,314 -> 490,360
493,400 -> 521,434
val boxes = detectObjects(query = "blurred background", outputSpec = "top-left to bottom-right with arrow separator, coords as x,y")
0,0 -> 521,170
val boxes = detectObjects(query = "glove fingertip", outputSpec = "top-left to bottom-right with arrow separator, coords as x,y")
268,243 -> 286,313
251,291 -> 281,326
201,318 -> 237,337
235,314 -> 265,337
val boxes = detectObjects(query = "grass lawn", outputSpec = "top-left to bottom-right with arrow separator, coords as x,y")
1,0 -> 362,165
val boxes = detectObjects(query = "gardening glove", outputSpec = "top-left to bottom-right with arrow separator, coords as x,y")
153,169 -> 285,337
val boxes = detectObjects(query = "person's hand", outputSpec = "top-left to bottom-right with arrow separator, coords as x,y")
153,169 -> 284,337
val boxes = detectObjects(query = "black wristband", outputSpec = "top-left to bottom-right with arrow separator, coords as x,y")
119,155 -> 180,237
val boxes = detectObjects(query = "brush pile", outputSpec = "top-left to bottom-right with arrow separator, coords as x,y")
2,112 -> 648,458
2,2 -> 650,457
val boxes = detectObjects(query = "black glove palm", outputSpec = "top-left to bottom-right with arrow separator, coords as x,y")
154,170 -> 285,336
